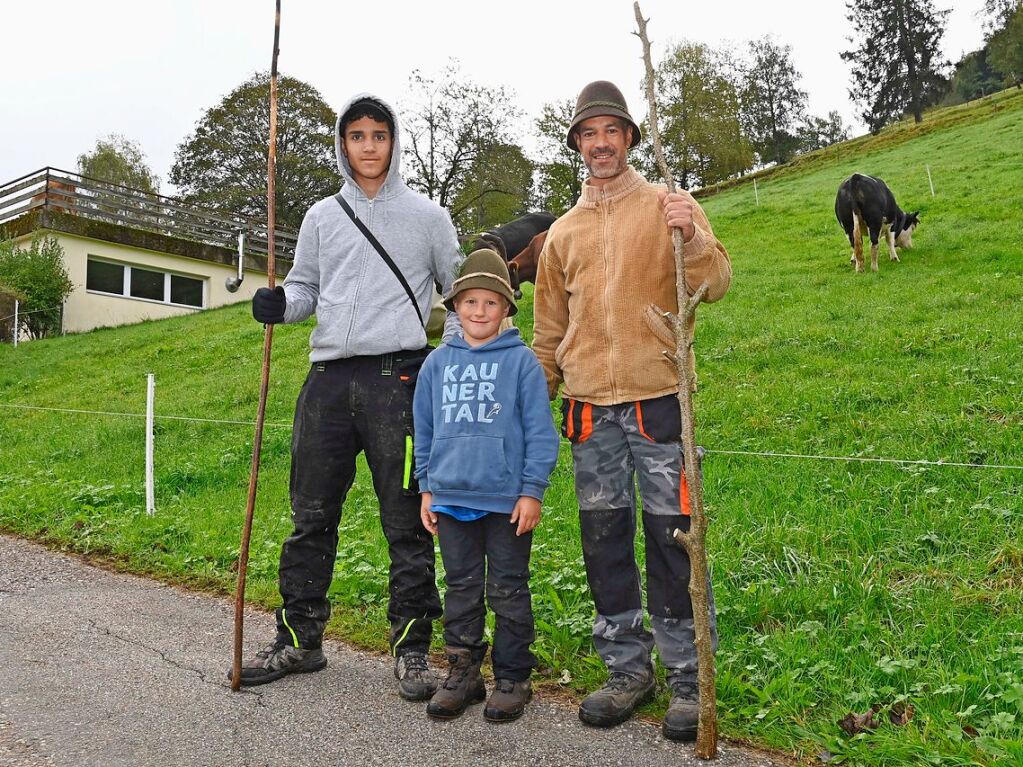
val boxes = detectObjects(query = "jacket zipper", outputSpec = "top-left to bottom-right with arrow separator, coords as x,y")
342,196 -> 373,352
601,188 -> 617,403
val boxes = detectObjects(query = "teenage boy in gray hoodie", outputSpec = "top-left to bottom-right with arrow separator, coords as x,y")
234,94 -> 462,700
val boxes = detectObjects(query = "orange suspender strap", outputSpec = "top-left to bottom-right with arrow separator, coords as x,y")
566,399 -> 576,440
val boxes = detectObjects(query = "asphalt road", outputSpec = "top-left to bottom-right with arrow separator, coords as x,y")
0,535 -> 786,767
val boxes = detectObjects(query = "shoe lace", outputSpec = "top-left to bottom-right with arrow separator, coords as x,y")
605,672 -> 635,692
442,656 -> 474,690
402,652 -> 429,674
670,680 -> 699,700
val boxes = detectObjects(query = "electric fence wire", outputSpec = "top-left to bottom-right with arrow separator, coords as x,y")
2,402 -> 1021,471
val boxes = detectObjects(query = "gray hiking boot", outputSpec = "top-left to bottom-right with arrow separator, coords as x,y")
484,678 -> 532,723
426,647 -> 486,720
578,671 -> 656,728
229,641 -> 327,686
394,651 -> 438,701
662,679 -> 700,741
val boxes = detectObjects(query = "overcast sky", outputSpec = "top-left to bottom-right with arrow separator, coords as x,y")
3,0 -> 989,195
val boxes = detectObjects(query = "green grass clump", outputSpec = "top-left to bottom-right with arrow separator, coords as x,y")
2,89 -> 1022,764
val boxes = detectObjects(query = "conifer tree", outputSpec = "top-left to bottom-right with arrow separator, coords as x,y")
841,0 -> 950,132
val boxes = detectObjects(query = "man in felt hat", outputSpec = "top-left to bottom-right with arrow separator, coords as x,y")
236,93 -> 462,699
533,80 -> 732,741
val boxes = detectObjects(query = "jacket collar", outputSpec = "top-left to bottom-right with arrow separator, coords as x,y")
577,165 -> 645,208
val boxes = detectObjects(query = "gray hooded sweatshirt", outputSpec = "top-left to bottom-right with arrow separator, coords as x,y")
281,93 -> 462,361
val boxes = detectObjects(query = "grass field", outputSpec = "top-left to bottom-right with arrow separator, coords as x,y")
2,89 -> 1022,765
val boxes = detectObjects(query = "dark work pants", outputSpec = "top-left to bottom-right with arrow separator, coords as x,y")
275,352 -> 441,654
436,513 -> 536,681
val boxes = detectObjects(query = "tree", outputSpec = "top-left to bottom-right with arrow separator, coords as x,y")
533,100 -> 585,216
77,135 -> 160,193
980,0 -> 1022,31
401,61 -> 526,226
841,0 -> 950,132
170,72 -> 337,231
450,143 -> 534,234
0,236 -> 73,340
988,6 -> 1023,87
946,49 -> 1004,103
740,37 -> 809,165
642,41 -> 753,189
797,110 -> 851,152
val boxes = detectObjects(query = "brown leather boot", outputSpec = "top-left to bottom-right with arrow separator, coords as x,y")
426,647 -> 486,720
484,679 -> 532,722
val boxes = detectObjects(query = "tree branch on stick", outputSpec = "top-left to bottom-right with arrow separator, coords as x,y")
634,2 -> 718,758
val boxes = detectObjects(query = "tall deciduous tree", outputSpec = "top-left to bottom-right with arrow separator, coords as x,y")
533,100 -> 585,216
841,0 -> 950,132
77,135 -> 160,193
401,61 -> 525,225
797,110 -> 851,152
988,5 -> 1023,87
450,142 -> 534,234
170,73 -> 337,230
644,41 -> 752,189
740,37 -> 809,165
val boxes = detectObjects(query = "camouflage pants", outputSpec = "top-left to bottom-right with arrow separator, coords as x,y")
563,393 -> 717,682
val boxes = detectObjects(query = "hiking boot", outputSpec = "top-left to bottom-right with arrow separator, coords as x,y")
578,671 -> 656,728
228,641 -> 327,686
484,678 -> 532,723
394,651 -> 438,701
662,679 -> 700,741
426,647 -> 486,720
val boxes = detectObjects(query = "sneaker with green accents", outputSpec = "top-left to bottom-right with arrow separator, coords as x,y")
228,641 -> 327,686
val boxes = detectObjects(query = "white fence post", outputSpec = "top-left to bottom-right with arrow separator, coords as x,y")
12,300 -> 18,348
146,373 -> 155,516
753,178 -> 760,206
926,165 -> 935,198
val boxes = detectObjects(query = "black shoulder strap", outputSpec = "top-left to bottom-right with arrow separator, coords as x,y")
334,193 -> 424,328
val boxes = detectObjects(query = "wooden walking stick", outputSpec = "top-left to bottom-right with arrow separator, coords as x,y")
633,3 -> 718,757
231,0 -> 281,692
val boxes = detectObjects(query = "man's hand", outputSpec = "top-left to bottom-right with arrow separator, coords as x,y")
510,496 -> 542,536
420,492 -> 438,536
658,190 -> 696,243
252,286 -> 287,324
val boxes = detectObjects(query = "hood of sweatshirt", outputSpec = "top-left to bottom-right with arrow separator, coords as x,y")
335,92 -> 407,202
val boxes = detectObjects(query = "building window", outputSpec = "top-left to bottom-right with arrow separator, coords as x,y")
86,258 -> 205,308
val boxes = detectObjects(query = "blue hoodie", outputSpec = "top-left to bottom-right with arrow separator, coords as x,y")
413,329 -> 560,513
281,93 -> 462,361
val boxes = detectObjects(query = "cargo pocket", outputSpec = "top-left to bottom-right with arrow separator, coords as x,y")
634,393 -> 682,443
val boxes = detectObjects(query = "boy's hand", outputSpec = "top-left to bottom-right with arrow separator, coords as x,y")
657,189 -> 696,243
510,496 -> 542,536
420,492 -> 438,536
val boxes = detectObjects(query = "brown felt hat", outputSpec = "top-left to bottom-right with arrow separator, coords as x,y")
566,80 -> 642,151
443,248 -> 518,316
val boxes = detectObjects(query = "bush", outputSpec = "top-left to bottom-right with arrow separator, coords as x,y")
0,236 -> 73,340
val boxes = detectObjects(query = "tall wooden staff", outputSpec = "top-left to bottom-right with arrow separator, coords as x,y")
633,2 -> 717,757
231,0 -> 281,692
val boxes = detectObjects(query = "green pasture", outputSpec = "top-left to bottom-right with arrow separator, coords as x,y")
2,89 -> 1022,765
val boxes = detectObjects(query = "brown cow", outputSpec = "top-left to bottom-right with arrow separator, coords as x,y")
507,230 -> 549,286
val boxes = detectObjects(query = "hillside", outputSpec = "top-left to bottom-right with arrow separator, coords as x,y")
2,89 -> 1022,765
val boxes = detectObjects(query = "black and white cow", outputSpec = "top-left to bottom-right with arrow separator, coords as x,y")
474,212 -> 556,297
835,174 -> 919,273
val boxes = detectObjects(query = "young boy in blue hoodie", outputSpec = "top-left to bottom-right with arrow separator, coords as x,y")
413,248 -> 560,723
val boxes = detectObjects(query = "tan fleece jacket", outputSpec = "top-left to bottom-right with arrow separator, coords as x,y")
533,166 -> 731,405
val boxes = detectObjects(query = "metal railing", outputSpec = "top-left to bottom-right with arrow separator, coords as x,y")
0,168 -> 296,262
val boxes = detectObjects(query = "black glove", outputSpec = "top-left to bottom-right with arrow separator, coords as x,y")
252,286 -> 287,324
